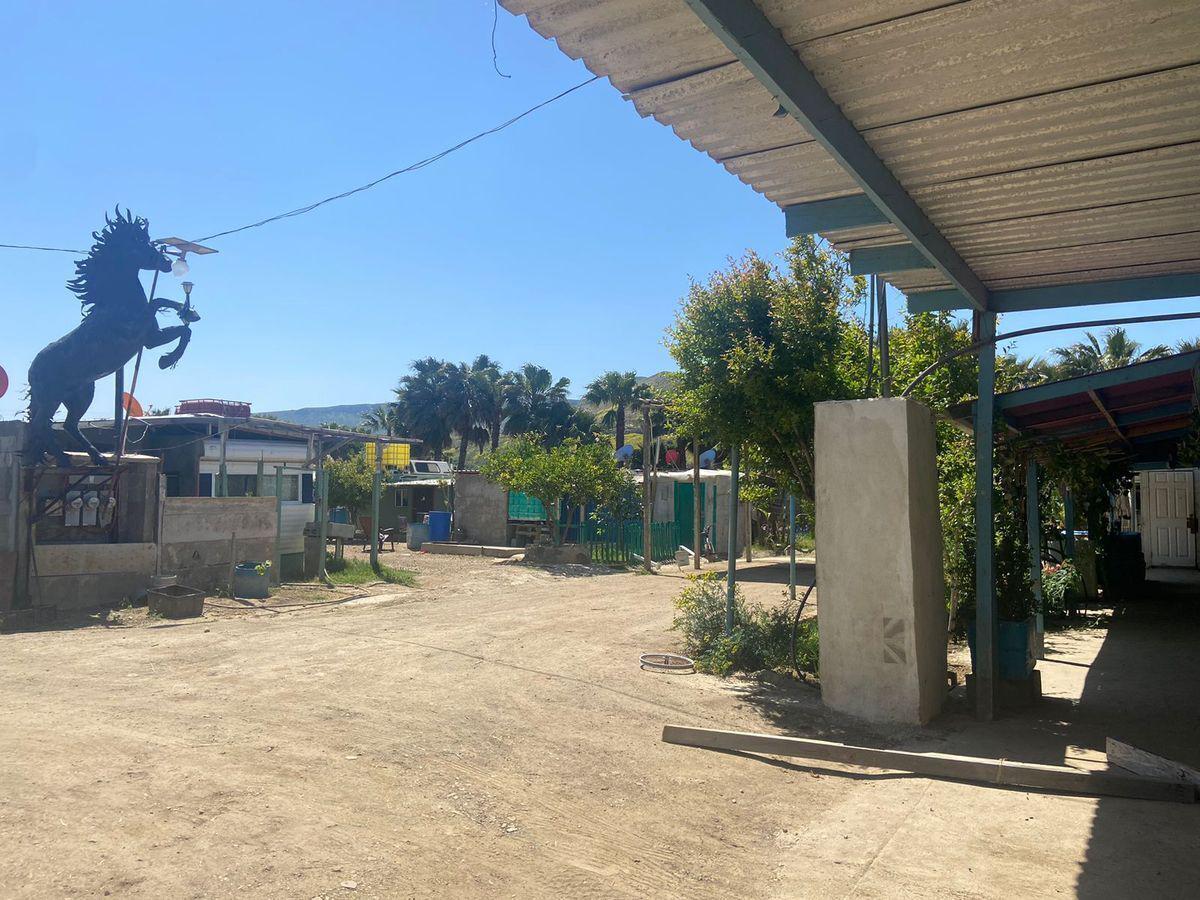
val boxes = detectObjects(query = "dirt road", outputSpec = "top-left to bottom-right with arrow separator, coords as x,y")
2,551 -> 1194,898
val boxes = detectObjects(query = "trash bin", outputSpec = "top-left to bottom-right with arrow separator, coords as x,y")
408,521 -> 430,550
426,510 -> 451,542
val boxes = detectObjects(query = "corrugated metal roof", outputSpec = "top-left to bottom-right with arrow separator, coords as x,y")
949,351 -> 1199,463
503,0 -> 1200,303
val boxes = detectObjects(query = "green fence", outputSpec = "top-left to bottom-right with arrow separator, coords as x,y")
583,518 -> 680,565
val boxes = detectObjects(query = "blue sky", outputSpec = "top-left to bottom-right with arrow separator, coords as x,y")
1,2 -> 1195,420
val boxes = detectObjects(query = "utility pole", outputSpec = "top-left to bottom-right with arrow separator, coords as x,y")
642,405 -> 653,572
726,444 -> 740,635
692,435 -> 702,570
274,466 -> 284,585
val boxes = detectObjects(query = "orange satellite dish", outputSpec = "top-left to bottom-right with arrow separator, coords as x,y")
0,365 -> 8,400
122,393 -> 144,418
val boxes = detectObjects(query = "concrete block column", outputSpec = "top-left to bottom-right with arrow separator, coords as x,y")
814,398 -> 947,725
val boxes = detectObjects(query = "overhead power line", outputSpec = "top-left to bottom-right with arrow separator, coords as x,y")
1,74 -> 601,254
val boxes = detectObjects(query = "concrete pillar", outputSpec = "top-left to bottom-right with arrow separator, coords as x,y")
814,398 -> 947,725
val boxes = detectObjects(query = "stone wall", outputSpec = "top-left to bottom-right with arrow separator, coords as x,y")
454,472 -> 509,546
160,496 -> 277,592
814,398 -> 947,725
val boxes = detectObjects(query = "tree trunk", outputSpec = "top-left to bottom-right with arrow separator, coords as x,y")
491,415 -> 501,451
456,434 -> 469,471
615,405 -> 626,449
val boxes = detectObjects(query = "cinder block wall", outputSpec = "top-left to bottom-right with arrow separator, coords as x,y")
454,473 -> 509,546
160,497 -> 277,592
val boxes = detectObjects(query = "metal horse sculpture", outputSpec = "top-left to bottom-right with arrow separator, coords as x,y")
24,208 -> 201,467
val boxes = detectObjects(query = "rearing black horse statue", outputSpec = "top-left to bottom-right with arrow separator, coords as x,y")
24,208 -> 201,467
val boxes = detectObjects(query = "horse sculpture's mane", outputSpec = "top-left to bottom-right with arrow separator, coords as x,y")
67,207 -> 151,314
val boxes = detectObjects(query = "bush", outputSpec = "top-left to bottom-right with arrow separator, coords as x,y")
325,556 -> 416,587
1041,560 -> 1082,617
671,572 -> 817,676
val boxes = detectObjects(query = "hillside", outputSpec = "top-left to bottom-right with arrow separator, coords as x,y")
263,402 -> 386,429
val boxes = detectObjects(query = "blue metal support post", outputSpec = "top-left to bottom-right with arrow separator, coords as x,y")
1063,489 -> 1077,558
1027,462 -> 1042,611
726,444 -> 740,635
975,312 -> 997,720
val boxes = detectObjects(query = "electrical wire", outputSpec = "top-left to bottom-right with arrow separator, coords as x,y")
491,0 -> 512,79
192,74 -> 598,244
1,74 -> 600,253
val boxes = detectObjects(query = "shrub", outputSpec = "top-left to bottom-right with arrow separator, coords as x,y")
671,572 -> 817,676
1041,560 -> 1082,617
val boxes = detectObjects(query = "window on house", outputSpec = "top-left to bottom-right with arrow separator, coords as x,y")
301,473 -> 315,504
164,473 -> 181,497
198,473 -> 213,496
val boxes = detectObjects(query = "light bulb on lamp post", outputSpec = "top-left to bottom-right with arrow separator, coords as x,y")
181,281 -> 194,299
171,253 -> 190,277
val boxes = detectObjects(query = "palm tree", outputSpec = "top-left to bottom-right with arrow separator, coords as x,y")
469,354 -> 508,451
583,370 -> 648,449
394,357 -> 455,460
503,363 -> 572,439
1049,327 -> 1171,379
360,404 -> 403,436
1177,337 -> 1200,353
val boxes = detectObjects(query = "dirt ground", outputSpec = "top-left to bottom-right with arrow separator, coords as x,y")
1,550 -> 1196,898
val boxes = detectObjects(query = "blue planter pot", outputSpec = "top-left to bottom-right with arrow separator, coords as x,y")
967,617 -> 1036,680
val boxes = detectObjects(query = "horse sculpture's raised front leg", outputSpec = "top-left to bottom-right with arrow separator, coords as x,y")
145,324 -> 192,370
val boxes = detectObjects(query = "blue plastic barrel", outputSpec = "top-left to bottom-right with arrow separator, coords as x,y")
425,510 -> 451,542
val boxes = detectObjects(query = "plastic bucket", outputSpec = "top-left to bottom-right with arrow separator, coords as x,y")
408,522 -> 430,550
233,563 -> 271,600
426,511 -> 451,542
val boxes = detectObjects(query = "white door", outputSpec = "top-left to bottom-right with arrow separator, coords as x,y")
1145,470 -> 1195,567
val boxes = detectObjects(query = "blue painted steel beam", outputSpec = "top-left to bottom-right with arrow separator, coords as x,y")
975,312 -> 998,721
849,243 -> 933,275
784,194 -> 889,235
682,0 -> 988,312
908,273 -> 1200,314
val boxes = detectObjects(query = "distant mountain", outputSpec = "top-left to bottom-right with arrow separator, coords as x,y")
637,371 -> 675,394
263,403 -> 386,428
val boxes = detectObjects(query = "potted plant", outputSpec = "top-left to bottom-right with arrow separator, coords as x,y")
968,511 -> 1038,680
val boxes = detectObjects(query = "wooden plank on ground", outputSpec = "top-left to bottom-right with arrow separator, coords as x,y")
662,725 -> 1197,804
1107,738 -> 1200,787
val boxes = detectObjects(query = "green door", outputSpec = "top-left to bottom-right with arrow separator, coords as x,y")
674,481 -> 704,551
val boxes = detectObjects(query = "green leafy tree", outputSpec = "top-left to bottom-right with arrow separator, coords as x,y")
665,235 -> 866,505
481,435 -> 631,545
361,404 -> 404,437
583,370 -> 649,449
1049,326 -> 1170,378
325,452 -> 374,518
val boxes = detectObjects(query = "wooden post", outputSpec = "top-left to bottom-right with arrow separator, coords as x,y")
744,460 -> 752,563
113,365 -> 125,447
877,276 -> 891,398
218,426 -> 229,498
315,439 -> 332,585
274,466 -> 284,585
788,493 -> 796,603
726,444 -> 740,635
974,311 -> 997,721
692,436 -> 702,570
370,442 -> 383,572
642,406 -> 653,572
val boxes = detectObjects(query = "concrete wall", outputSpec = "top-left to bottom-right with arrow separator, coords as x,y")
161,497 -> 277,592
814,398 -> 947,725
454,473 -> 508,546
